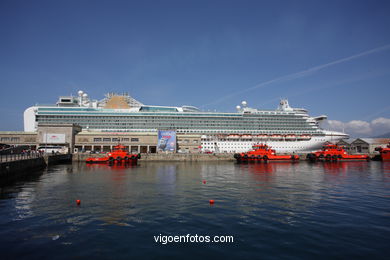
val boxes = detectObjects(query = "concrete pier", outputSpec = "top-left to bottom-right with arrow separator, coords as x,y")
0,154 -> 72,182
43,154 -> 72,165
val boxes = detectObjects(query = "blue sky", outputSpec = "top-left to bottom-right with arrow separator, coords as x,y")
1,0 -> 390,135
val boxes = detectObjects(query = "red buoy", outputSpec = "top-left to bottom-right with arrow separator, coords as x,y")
202,180 -> 206,184
76,199 -> 81,205
209,200 -> 215,204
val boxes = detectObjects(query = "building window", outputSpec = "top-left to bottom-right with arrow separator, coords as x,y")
11,137 -> 20,142
93,138 -> 102,142
103,138 -> 111,142
112,138 -> 119,142
1,137 -> 10,141
131,138 -> 139,142
122,138 -> 129,142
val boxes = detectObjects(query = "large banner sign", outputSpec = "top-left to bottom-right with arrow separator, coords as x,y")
157,130 -> 176,152
42,133 -> 66,143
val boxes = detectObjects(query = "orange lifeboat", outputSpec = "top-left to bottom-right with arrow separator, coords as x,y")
86,145 -> 140,164
298,135 -> 311,140
234,143 -> 299,162
270,134 -> 282,140
285,134 -> 296,140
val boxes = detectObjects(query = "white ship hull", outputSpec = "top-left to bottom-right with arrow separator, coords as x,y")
201,132 -> 347,153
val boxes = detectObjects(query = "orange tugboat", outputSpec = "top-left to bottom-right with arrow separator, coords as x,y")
86,145 -> 141,164
307,144 -> 370,162
234,144 -> 299,162
375,142 -> 390,161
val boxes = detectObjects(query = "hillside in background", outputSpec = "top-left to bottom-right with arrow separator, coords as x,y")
373,132 -> 390,138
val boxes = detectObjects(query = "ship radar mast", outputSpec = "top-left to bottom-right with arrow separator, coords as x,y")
278,99 -> 293,111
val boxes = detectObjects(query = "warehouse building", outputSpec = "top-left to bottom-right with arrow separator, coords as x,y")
337,138 -> 390,154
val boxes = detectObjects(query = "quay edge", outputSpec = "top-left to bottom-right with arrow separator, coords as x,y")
0,154 -> 72,182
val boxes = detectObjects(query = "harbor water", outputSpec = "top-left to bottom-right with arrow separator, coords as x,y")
1,161 -> 390,259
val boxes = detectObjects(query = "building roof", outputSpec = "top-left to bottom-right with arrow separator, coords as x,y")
77,131 -> 157,136
0,131 -> 37,135
337,138 -> 354,144
353,138 -> 390,145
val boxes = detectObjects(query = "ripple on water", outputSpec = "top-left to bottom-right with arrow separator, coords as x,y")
0,161 -> 389,259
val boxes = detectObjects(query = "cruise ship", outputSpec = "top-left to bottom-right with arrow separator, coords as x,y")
24,91 -> 348,153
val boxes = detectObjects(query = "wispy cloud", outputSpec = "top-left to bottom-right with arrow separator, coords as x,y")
259,69 -> 390,107
200,44 -> 390,108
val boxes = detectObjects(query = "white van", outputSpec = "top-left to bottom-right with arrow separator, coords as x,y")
37,146 -> 67,154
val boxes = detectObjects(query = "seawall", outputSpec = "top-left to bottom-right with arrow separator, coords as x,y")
44,154 -> 73,165
0,154 -> 72,182
0,157 -> 46,181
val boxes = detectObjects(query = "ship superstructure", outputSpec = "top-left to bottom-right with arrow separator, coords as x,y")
24,91 -> 348,153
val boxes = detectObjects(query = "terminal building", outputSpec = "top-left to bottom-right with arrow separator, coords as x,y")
0,126 -> 201,154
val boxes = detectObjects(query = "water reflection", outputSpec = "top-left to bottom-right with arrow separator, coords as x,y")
85,161 -> 138,171
382,162 -> 390,174
0,161 -> 389,259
